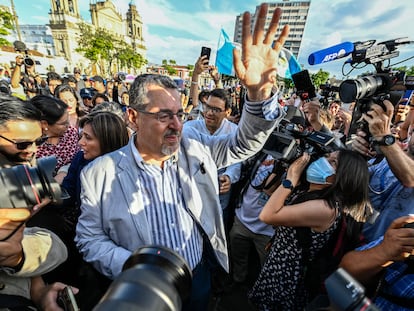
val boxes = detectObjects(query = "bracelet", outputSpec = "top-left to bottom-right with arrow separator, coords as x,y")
191,81 -> 198,85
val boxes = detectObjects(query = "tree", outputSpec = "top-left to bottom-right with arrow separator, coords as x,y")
161,59 -> 177,76
310,69 -> 330,89
0,9 -> 14,46
76,23 -> 147,75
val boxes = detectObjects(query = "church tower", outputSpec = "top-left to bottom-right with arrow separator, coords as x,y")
48,0 -> 82,66
126,1 -> 145,55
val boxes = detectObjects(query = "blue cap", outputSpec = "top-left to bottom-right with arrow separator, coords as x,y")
80,87 -> 95,99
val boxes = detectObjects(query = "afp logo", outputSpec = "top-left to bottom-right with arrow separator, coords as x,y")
322,49 -> 347,63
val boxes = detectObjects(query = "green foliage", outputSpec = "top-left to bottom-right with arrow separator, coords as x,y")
76,23 -> 147,74
393,65 -> 414,76
161,59 -> 177,75
0,9 -> 14,46
310,69 -> 330,89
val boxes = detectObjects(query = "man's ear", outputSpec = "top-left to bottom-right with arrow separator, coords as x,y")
127,108 -> 138,129
226,108 -> 232,117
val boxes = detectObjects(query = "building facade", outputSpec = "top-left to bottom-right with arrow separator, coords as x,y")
233,0 -> 311,58
48,0 -> 146,74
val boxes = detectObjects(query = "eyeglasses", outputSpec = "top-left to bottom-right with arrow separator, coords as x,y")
0,135 -> 48,150
202,103 -> 225,114
137,109 -> 189,123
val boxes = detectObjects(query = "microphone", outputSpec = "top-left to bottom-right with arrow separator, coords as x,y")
308,41 -> 354,65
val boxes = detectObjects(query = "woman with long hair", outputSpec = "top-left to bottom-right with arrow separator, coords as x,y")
249,149 -> 371,310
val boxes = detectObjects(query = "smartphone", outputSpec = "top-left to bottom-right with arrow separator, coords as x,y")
291,70 -> 316,101
400,90 -> 414,105
200,46 -> 211,62
404,223 -> 414,229
57,287 -> 79,311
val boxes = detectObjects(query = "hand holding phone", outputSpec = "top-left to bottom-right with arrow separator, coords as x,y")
57,287 -> 79,311
400,90 -> 414,106
200,46 -> 211,63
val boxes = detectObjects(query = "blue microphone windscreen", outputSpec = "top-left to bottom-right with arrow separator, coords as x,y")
308,42 -> 354,65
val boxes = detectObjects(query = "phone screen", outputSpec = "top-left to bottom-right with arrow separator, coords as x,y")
291,70 -> 316,100
200,47 -> 211,62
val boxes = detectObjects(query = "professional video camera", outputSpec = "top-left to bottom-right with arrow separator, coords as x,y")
262,106 -> 342,165
0,156 -> 62,209
13,40 -> 35,67
94,246 -> 192,311
309,37 -> 413,142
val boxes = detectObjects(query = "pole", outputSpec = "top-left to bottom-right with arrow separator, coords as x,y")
10,0 -> 21,41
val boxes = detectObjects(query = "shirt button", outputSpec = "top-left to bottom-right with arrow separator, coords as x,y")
0,283 -> 5,290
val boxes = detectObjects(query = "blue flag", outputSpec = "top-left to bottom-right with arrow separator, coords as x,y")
277,48 -> 302,79
215,28 -> 236,76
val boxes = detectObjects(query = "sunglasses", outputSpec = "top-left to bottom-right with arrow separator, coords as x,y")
0,135 -> 48,150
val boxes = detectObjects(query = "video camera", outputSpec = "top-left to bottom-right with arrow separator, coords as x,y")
313,37 -> 413,141
262,106 -> 343,165
13,40 -> 35,67
94,246 -> 192,311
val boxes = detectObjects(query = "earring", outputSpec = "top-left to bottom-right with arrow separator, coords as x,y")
44,128 -> 48,131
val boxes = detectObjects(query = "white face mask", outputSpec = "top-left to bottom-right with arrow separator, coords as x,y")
306,157 -> 336,185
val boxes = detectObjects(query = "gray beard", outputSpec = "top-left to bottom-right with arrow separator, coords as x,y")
161,144 -> 179,157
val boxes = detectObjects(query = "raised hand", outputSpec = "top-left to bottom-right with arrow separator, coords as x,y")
233,3 -> 289,101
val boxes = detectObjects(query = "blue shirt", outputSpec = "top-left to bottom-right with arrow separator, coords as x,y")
363,158 -> 414,242
358,237 -> 414,310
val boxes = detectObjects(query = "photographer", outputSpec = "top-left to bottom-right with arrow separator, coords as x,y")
249,149 -> 370,310
340,215 -> 414,310
352,100 -> 414,243
10,54 -> 40,100
0,95 -> 77,310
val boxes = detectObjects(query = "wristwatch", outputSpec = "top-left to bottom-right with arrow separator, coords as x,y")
282,179 -> 294,191
373,134 -> 396,146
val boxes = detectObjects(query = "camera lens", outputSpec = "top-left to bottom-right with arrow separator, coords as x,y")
0,156 -> 62,208
94,246 -> 192,311
24,57 -> 34,67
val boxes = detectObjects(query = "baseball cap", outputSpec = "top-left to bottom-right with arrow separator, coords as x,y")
90,75 -> 104,84
80,87 -> 95,99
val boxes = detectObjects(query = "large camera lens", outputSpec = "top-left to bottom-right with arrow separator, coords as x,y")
0,156 -> 62,208
24,57 -> 34,67
94,246 -> 192,311
117,72 -> 126,82
339,75 -> 389,103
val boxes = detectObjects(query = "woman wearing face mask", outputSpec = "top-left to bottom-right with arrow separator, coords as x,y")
248,149 -> 371,311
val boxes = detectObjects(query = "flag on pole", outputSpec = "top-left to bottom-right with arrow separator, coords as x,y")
276,48 -> 302,79
215,28 -> 236,76
215,28 -> 301,79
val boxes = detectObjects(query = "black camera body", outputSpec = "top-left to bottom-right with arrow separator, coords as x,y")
13,40 -> 35,67
262,106 -> 341,164
115,72 -> 126,82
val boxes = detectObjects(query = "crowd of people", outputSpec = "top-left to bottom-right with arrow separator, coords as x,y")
0,3 -> 413,311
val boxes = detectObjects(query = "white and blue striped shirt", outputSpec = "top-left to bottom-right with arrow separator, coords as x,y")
132,149 -> 203,270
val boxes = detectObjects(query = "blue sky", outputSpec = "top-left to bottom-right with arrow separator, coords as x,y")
1,0 -> 414,79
